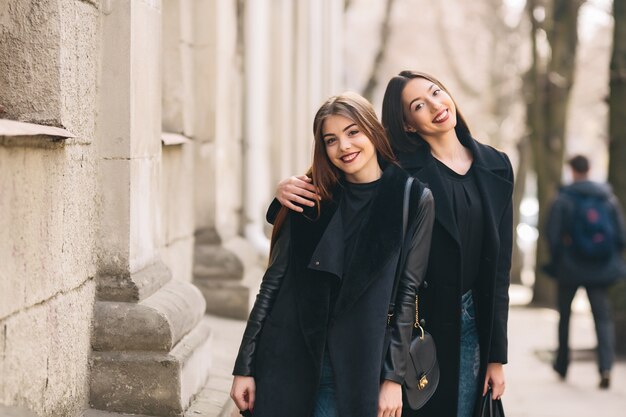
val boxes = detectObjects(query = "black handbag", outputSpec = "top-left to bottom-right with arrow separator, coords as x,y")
384,177 -> 439,410
478,386 -> 505,417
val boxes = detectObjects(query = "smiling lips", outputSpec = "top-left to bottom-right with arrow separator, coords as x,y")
432,109 -> 449,124
340,152 -> 360,163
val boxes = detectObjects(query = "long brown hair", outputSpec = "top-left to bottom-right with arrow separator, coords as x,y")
271,92 -> 397,248
381,70 -> 472,153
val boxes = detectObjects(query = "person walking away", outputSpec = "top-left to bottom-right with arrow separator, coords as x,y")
545,155 -> 626,389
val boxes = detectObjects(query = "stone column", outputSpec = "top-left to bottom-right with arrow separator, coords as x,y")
191,0 -> 263,320
91,1 -> 211,415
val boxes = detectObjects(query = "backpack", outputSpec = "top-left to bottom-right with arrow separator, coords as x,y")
563,189 -> 616,261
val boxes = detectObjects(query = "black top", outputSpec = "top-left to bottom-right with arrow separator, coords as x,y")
435,159 -> 484,293
341,179 -> 381,274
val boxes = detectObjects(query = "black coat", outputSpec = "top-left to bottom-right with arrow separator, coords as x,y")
234,165 -> 435,417
396,135 -> 514,417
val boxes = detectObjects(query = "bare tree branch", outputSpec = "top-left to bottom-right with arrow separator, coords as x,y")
432,1 -> 481,97
361,0 -> 396,101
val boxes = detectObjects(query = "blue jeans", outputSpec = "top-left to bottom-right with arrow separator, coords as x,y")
457,290 -> 480,417
312,349 -> 338,417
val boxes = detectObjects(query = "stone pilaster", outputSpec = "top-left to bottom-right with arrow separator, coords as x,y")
92,1 -> 211,415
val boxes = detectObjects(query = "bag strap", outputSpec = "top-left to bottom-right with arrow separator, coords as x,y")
387,176 -> 414,325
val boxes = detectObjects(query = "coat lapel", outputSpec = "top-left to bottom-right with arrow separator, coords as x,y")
465,136 -> 514,231
307,206 -> 345,279
398,144 -> 461,248
332,165 -> 408,318
291,197 -> 340,365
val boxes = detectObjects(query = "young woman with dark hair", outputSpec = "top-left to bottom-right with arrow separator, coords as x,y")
273,72 -> 514,417
231,92 -> 435,417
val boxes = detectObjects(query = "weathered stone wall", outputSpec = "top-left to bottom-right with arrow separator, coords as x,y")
0,0 -> 101,415
161,143 -> 195,282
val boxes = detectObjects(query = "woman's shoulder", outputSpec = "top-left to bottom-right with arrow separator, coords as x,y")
472,139 -> 513,179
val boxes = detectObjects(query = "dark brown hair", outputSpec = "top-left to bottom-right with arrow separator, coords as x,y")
271,92 -> 397,248
381,70 -> 472,153
311,91 -> 396,201
568,155 -> 590,174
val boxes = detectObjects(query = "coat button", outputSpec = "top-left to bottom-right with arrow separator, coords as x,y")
314,261 -> 320,266
422,281 -> 429,289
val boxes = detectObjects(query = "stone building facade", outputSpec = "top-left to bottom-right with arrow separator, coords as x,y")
0,1 -> 343,416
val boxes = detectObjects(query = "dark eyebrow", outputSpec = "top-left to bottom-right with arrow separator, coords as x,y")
408,83 -> 437,108
322,123 -> 357,139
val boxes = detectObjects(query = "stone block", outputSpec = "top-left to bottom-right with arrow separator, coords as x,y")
162,237 -> 194,283
0,281 -> 95,417
0,405 -> 39,417
97,261 -> 172,303
193,280 -> 250,320
193,246 -> 243,282
0,143 -> 98,320
93,279 -> 206,352
90,318 -> 212,417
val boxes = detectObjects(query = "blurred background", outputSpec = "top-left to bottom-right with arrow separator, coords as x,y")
0,0 -> 625,416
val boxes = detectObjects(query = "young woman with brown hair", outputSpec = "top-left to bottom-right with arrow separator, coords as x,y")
230,92 -> 434,417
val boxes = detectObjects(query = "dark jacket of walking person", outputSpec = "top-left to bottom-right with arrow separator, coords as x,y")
545,155 -> 626,389
272,72 -> 514,417
231,92 -> 435,417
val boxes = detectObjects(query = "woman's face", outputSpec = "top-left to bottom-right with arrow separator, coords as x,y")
401,77 -> 457,138
322,114 -> 380,183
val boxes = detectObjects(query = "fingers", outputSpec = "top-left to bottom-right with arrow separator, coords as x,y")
230,377 -> 255,411
248,386 -> 256,412
484,378 -> 505,399
229,386 -> 247,410
378,380 -> 402,417
277,197 -> 305,212
377,406 -> 401,417
491,380 -> 505,400
276,175 -> 320,211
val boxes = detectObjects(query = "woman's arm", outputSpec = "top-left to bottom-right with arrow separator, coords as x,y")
382,186 -> 435,383
232,216 -> 292,376
266,175 -> 319,224
489,155 -> 513,365
484,154 -> 514,398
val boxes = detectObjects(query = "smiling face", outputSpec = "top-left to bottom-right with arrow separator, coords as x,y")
401,77 -> 457,139
322,114 -> 380,184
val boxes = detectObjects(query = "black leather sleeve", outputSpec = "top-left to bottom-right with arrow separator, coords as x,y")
232,216 -> 291,376
266,198 -> 282,225
382,186 -> 435,383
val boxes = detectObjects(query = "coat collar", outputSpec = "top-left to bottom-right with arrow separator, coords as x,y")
331,164 -> 408,317
397,132 -> 512,246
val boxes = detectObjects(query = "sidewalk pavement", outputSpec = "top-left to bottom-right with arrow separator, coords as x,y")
214,285 -> 626,417
82,284 -> 626,417
505,287 -> 626,417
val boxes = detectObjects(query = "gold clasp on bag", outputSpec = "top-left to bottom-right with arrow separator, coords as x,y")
418,375 -> 429,390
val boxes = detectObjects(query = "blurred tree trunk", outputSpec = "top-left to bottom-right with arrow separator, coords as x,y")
483,0 -> 527,284
361,0 -> 396,101
608,0 -> 626,355
510,137 -> 531,284
525,0 -> 586,306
